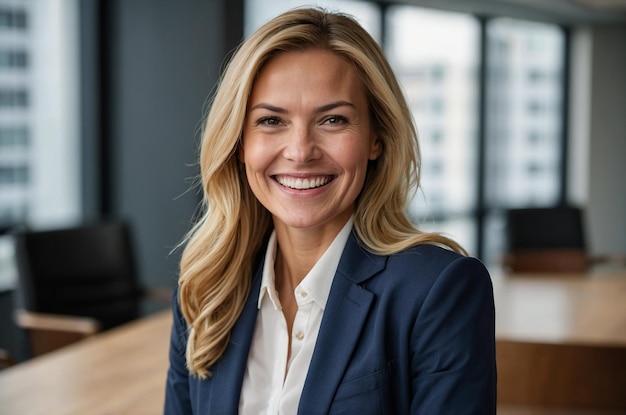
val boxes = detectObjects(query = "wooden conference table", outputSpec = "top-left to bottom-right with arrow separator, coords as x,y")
0,268 -> 625,414
492,268 -> 626,412
0,310 -> 172,415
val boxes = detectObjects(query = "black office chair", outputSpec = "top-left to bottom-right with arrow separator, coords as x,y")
503,206 -> 624,273
13,221 -> 170,356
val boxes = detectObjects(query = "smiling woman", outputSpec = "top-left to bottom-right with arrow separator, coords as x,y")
165,7 -> 496,414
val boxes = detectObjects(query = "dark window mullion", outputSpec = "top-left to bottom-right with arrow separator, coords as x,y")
475,15 -> 489,259
558,25 -> 571,206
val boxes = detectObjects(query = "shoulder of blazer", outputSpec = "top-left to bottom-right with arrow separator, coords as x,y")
337,231 -> 467,284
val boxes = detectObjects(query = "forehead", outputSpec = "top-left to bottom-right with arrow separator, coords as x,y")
249,49 -> 366,104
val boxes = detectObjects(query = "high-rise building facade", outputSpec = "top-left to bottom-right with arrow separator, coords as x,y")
0,0 -> 80,230
0,2 -> 30,226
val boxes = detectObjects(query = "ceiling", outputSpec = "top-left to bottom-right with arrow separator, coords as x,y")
385,0 -> 626,24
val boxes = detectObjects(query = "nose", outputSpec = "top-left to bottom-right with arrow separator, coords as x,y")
283,124 -> 321,163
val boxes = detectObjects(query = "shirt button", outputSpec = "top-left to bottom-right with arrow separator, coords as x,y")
295,330 -> 304,340
300,290 -> 308,298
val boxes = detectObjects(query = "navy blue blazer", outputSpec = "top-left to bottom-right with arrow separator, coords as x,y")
164,231 -> 496,414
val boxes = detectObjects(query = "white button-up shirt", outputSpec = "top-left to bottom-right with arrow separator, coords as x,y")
238,217 -> 354,415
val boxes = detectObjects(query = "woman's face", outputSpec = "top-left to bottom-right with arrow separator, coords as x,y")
241,48 -> 380,234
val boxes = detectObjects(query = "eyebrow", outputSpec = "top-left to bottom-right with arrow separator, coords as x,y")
248,100 -> 356,114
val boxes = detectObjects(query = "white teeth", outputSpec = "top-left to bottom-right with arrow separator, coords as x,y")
276,176 -> 331,190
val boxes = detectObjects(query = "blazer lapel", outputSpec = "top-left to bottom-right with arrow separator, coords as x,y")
207,265 -> 263,413
299,232 -> 386,414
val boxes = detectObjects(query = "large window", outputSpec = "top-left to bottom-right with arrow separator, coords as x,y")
482,18 -> 566,262
485,19 -> 565,208
386,7 -> 481,254
0,0 -> 81,230
245,1 -> 568,264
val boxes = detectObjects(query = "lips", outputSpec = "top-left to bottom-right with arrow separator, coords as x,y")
274,175 -> 333,190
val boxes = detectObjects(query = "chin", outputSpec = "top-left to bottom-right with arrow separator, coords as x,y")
272,208 -> 352,232
277,216 -> 323,229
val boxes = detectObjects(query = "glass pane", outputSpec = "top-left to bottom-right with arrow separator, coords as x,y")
245,0 -> 381,42
0,0 -> 81,229
483,18 -> 565,265
386,6 -> 480,253
485,18 -> 565,208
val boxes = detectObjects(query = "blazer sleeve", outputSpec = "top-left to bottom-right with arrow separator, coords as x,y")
164,288 -> 193,415
410,256 -> 497,414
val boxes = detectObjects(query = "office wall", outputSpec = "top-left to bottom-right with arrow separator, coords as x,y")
586,24 -> 626,256
102,0 -> 243,288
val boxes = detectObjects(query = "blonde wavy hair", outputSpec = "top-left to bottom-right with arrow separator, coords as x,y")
179,7 -> 466,379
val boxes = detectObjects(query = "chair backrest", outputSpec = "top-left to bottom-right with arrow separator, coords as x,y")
14,221 -> 141,330
504,207 -> 589,273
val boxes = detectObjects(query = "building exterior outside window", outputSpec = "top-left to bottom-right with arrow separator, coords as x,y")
0,0 -> 80,230
0,2 -> 30,226
386,6 -> 481,254
482,18 -> 565,263
485,18 -> 564,208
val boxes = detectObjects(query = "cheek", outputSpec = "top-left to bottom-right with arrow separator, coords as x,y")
241,142 -> 276,197
241,138 -> 267,169
336,141 -> 374,172
244,160 -> 268,202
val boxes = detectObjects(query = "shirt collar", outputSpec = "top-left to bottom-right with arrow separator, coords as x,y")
257,216 -> 354,311
258,231 -> 280,310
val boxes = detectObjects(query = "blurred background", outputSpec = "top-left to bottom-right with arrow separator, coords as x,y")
0,0 -> 625,364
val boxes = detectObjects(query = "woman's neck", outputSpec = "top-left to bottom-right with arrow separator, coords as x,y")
273,217 -> 347,289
